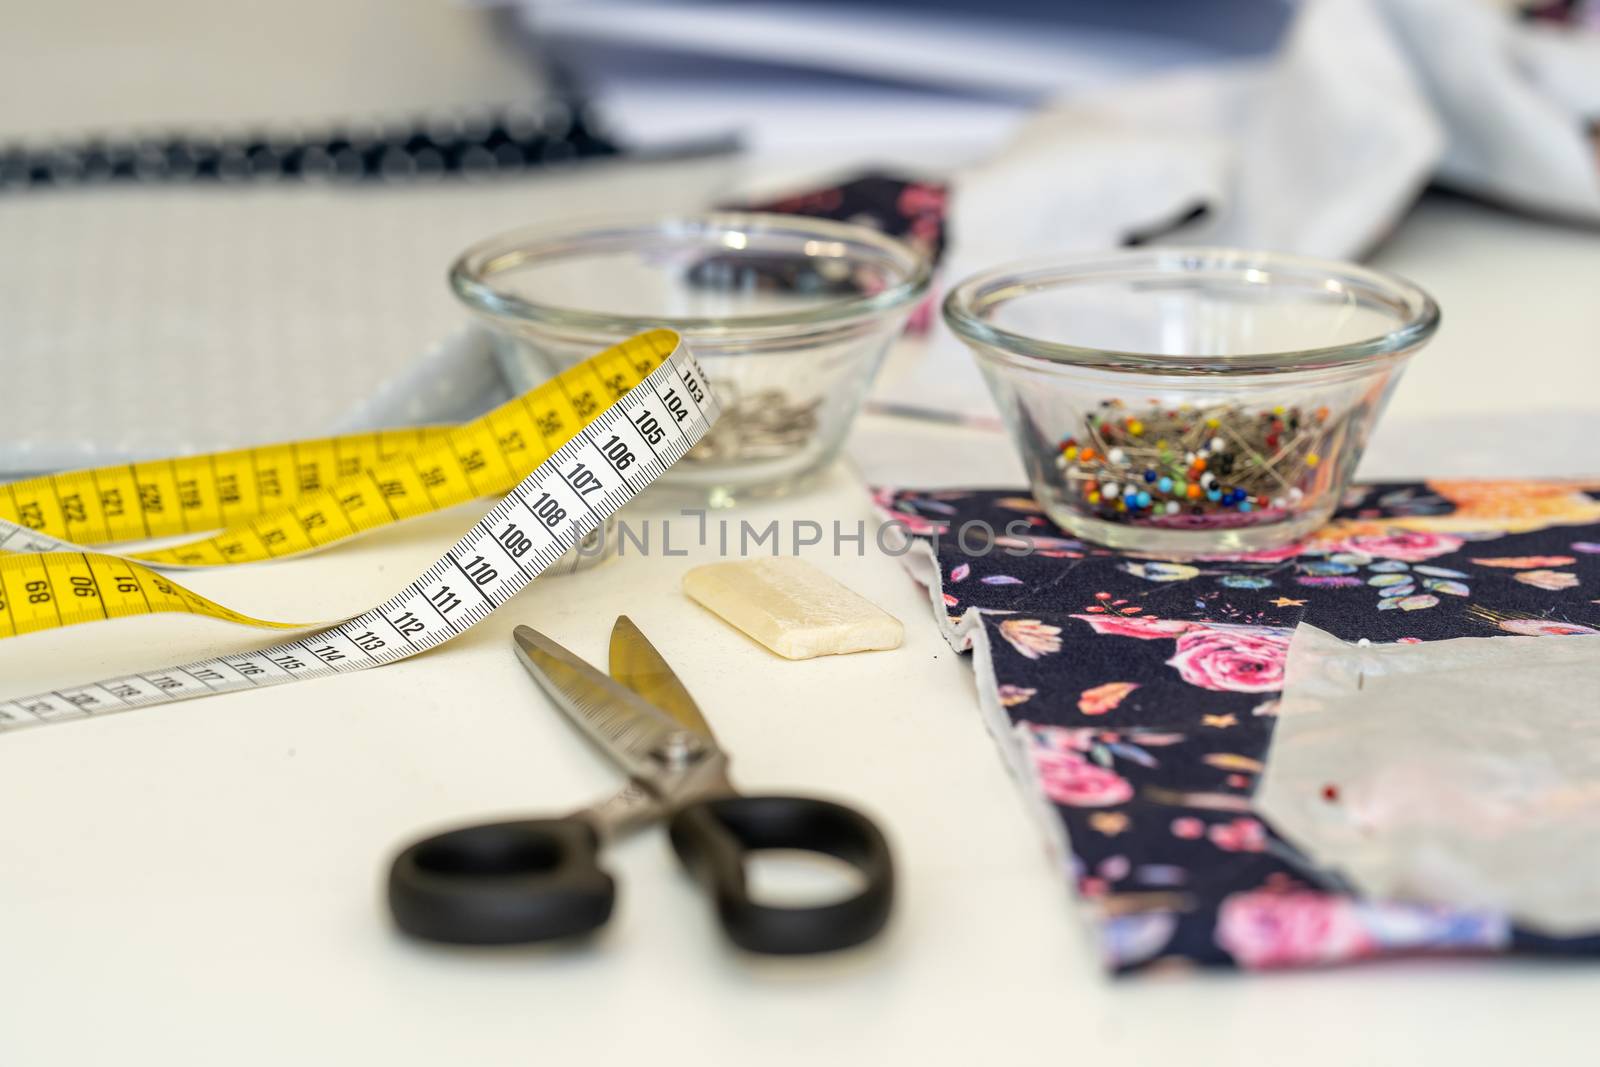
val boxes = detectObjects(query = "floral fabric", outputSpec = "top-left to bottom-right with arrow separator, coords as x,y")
875,480 -> 1600,973
727,173 -> 947,331
734,172 -> 948,269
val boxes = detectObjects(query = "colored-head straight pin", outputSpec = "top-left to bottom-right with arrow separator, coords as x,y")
1055,400 -> 1332,526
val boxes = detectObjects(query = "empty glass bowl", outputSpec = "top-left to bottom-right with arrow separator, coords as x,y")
452,212 -> 931,503
945,248 -> 1440,556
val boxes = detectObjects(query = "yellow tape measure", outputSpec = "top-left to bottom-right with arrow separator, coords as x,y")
0,427 -> 450,552
0,551 -> 305,640
0,329 -> 721,731
3,335 -> 664,568
0,329 -> 682,641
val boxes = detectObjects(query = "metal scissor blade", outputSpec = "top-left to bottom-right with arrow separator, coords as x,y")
512,625 -> 693,784
608,616 -> 717,744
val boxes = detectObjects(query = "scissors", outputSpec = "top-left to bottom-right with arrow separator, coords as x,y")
387,617 -> 894,955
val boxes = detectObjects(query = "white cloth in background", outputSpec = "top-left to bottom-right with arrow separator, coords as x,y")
1394,0 -> 1600,221
958,0 -> 1600,261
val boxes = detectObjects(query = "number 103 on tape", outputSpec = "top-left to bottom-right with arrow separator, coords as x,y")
0,329 -> 721,732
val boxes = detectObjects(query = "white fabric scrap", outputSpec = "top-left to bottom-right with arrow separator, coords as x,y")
1258,625 -> 1600,936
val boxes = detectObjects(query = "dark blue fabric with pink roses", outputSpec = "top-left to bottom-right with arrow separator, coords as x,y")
874,480 -> 1600,973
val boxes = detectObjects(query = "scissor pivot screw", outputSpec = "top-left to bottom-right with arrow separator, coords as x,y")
656,732 -> 703,769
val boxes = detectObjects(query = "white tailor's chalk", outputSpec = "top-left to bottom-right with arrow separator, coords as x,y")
682,557 -> 904,660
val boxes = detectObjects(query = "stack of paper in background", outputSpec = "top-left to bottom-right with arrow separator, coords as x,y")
508,0 -> 1291,164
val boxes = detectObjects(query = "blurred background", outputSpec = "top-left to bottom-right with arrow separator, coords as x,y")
2,0 -> 1597,474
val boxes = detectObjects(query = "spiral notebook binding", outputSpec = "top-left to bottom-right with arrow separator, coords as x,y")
0,102 -> 619,191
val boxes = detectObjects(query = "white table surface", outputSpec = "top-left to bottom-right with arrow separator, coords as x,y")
3,187 -> 1599,1066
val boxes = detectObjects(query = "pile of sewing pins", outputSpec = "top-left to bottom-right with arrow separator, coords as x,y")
1055,399 -> 1333,525
689,380 -> 822,463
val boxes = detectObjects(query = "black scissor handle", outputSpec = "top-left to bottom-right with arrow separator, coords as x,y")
667,795 -> 895,955
387,818 -> 615,945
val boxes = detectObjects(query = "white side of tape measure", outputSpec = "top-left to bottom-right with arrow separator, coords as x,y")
0,520 -> 75,554
0,343 -> 720,732
0,512 -> 615,576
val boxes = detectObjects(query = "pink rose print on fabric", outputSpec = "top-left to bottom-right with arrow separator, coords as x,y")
1216,891 -> 1378,970
1078,875 -> 1111,899
1325,531 -> 1463,562
1024,725 -> 1134,808
896,182 -> 947,216
1171,817 -> 1206,840
1208,818 -> 1268,852
1071,615 -> 1201,640
1165,626 -> 1292,693
1038,755 -> 1135,808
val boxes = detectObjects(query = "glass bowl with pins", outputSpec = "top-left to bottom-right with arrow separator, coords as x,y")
944,249 -> 1440,556
452,213 -> 931,505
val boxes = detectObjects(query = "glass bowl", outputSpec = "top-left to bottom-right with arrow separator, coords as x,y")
451,212 -> 931,504
944,248 -> 1440,556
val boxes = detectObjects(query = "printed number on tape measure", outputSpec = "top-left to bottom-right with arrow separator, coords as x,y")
0,329 -> 674,569
0,330 -> 721,732
0,329 -> 685,638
